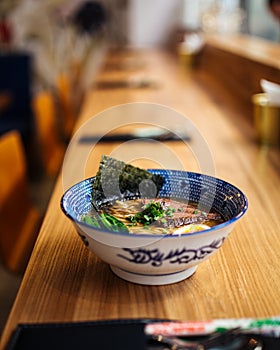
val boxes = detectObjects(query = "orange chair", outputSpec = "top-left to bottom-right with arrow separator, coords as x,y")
56,74 -> 77,139
0,130 -> 41,274
32,90 -> 65,176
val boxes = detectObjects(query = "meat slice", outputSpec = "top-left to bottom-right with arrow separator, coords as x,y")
142,198 -> 222,228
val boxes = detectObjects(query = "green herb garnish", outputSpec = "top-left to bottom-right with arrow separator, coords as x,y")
127,201 -> 165,226
165,207 -> 176,217
81,213 -> 129,233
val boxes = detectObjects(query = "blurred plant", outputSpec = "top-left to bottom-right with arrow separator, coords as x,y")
0,0 -> 20,17
8,0 -> 108,112
0,0 -> 20,49
72,1 -> 106,34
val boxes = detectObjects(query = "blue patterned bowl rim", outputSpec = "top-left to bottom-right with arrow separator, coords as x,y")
60,170 -> 248,238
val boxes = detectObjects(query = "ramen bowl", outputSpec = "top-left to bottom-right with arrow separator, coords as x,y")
61,170 -> 248,285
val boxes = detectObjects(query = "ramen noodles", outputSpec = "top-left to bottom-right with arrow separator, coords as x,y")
83,198 -> 224,235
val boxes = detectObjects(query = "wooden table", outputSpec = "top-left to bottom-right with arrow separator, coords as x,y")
205,34 -> 280,70
199,34 -> 280,116
1,47 -> 280,349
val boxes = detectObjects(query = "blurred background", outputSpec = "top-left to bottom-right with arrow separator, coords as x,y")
0,0 -> 279,337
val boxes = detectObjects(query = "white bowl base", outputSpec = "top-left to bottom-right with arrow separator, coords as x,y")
110,265 -> 197,285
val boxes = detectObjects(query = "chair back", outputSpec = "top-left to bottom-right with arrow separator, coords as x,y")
32,91 -> 65,176
0,130 -> 41,273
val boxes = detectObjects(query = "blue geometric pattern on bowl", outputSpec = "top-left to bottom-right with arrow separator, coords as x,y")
61,170 -> 248,284
61,169 -> 248,230
116,238 -> 226,267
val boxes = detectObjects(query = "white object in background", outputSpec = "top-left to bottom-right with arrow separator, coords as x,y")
127,0 -> 181,48
260,79 -> 280,106
180,33 -> 205,54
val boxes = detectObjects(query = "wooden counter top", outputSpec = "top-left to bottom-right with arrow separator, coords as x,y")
198,35 -> 280,120
205,34 -> 280,70
1,48 -> 280,349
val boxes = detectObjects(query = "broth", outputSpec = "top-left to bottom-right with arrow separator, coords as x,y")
101,198 -> 224,235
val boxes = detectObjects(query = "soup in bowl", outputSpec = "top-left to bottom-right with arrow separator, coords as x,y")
61,167 -> 248,285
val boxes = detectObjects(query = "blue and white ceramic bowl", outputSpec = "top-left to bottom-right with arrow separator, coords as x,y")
61,170 -> 248,285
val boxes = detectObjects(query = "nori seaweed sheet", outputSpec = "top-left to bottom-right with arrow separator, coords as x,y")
92,155 -> 165,205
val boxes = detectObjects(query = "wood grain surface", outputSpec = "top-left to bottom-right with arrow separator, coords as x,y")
1,41 -> 280,349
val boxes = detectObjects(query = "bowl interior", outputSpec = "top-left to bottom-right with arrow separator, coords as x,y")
61,170 -> 248,232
